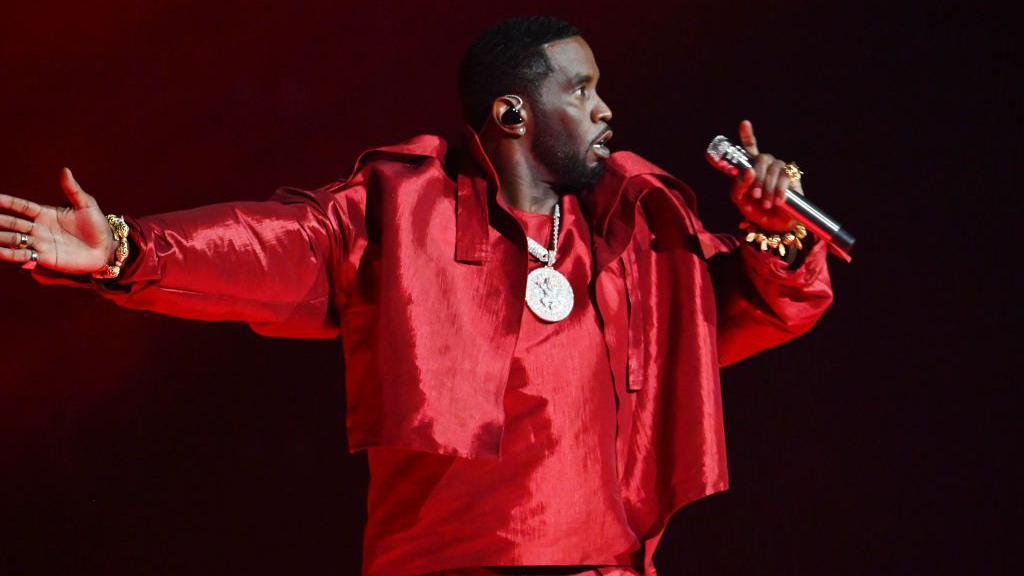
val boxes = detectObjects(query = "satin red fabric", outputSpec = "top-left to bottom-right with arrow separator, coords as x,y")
362,200 -> 639,574
48,128 -> 833,573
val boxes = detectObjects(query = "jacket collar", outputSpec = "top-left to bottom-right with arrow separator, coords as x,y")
455,125 -> 630,264
455,126 -> 502,263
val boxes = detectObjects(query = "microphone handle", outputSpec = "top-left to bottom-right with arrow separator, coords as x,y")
783,189 -> 855,262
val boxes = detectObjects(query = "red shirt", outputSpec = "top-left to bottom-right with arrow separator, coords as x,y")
363,197 -> 639,574
52,127 -> 834,574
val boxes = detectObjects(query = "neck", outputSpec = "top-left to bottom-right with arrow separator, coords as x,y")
481,132 -> 559,215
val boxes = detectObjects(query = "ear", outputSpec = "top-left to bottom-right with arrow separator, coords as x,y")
490,95 -> 527,137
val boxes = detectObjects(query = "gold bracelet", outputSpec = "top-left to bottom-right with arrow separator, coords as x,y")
92,214 -> 130,279
740,221 -> 807,258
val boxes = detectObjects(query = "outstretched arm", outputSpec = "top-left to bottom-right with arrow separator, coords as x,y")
1,170 -> 357,339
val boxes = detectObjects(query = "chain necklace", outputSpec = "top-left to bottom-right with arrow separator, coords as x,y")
523,204 -> 574,322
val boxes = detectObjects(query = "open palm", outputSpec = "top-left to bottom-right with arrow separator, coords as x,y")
0,168 -> 114,274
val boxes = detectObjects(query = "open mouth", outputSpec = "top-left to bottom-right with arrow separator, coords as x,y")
591,129 -> 614,159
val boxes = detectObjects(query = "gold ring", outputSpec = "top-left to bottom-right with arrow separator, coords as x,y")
783,162 -> 803,182
17,234 -> 29,248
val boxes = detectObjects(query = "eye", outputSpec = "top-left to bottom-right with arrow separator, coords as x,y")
576,86 -> 588,97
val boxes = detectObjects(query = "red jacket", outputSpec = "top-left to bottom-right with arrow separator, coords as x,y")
58,129 -> 833,572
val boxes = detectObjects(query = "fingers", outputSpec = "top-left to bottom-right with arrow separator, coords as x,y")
732,122 -> 802,229
774,171 -> 792,207
0,193 -> 43,219
60,168 -> 94,210
746,154 -> 794,211
730,167 -> 756,213
762,159 -> 787,210
739,119 -> 759,157
0,214 -> 34,234
714,158 -> 740,178
0,246 -> 38,265
749,153 -> 770,203
0,226 -> 42,268
0,230 -> 30,247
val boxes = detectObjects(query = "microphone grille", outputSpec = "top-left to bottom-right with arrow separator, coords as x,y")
706,135 -> 752,171
705,135 -> 731,162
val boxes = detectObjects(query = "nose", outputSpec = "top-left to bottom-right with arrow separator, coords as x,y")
593,95 -> 613,124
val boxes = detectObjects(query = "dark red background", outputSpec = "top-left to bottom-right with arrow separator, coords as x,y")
1,1 -> 1014,574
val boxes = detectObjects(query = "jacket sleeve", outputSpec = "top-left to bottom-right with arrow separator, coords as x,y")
600,152 -> 834,367
36,180 -> 366,339
714,236 -> 834,366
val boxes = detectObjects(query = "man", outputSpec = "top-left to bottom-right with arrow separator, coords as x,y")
0,16 -> 832,576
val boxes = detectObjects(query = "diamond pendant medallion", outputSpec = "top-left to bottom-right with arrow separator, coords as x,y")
525,266 -> 574,322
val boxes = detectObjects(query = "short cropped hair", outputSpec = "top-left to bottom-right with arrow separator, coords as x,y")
458,16 -> 581,130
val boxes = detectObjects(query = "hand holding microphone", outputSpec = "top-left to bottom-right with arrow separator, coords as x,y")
707,120 -> 855,262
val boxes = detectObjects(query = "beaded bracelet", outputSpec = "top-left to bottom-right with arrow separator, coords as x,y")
740,221 -> 808,259
92,214 -> 130,279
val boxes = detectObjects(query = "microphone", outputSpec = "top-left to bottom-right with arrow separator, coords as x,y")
706,135 -> 855,262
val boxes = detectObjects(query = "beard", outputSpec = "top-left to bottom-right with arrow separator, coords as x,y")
532,112 -> 605,193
